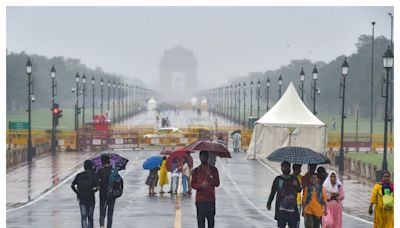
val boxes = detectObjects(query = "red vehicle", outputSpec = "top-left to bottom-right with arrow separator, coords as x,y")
92,114 -> 110,131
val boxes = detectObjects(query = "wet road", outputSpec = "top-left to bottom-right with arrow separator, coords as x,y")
7,150 -> 373,227
7,110 -> 374,227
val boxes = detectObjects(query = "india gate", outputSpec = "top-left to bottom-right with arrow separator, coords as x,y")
159,45 -> 198,103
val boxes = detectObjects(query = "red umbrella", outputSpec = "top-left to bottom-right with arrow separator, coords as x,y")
160,148 -> 174,156
166,148 -> 193,172
184,140 -> 231,158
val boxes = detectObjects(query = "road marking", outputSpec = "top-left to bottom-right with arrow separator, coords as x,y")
174,175 -> 182,228
6,152 -> 97,213
221,164 -> 275,221
256,159 -> 373,225
7,150 -> 142,214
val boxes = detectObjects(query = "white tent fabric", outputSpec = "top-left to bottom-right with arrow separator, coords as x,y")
147,98 -> 157,111
247,82 -> 327,159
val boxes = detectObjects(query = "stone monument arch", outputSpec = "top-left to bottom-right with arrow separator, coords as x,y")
159,45 -> 198,103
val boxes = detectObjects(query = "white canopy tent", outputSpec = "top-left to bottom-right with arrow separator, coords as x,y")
147,98 -> 157,111
247,82 -> 327,159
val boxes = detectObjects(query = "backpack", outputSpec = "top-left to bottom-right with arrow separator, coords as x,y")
77,172 -> 93,193
108,169 -> 123,199
382,188 -> 394,209
277,176 -> 297,210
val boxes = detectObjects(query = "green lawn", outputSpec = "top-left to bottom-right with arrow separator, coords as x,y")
7,108 -> 103,130
346,152 -> 394,173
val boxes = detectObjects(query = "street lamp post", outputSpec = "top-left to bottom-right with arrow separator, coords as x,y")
50,65 -> 56,154
91,76 -> 95,119
118,83 -> 121,122
230,85 -> 233,121
370,22 -> 376,152
278,75 -> 283,99
82,74 -> 86,125
100,78 -> 104,114
26,58 -> 33,162
75,73 -> 80,131
300,68 -> 305,101
381,46 -> 394,172
243,82 -> 246,127
339,57 -> 349,176
113,82 -> 116,123
238,83 -> 241,125
234,84 -> 237,124
312,65 -> 319,114
257,79 -> 261,118
250,81 -> 253,117
107,80 -> 111,115
266,77 -> 270,111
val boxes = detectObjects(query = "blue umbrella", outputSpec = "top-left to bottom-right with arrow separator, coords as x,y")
143,156 -> 163,170
267,147 -> 330,165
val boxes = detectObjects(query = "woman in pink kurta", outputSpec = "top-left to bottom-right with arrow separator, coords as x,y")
322,171 -> 344,228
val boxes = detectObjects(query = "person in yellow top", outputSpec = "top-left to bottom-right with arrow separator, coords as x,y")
291,164 -> 302,228
369,170 -> 394,228
302,173 -> 327,228
159,156 -> 169,193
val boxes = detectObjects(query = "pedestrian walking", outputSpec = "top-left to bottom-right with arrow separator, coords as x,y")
322,171 -> 344,228
159,156 -> 168,194
267,161 -> 301,228
317,167 -> 328,184
161,117 -> 166,128
302,164 -> 317,188
302,173 -> 327,228
369,171 -> 394,228
146,167 -> 159,195
170,158 -> 180,195
71,160 -> 99,228
182,160 -> 190,194
192,151 -> 220,228
232,132 -> 241,152
291,164 -> 303,228
185,152 -> 193,195
166,117 -> 171,127
97,155 -> 123,228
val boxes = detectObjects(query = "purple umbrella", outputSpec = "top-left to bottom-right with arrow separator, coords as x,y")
91,153 -> 129,171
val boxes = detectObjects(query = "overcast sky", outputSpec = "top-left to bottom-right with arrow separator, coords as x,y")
7,7 -> 393,88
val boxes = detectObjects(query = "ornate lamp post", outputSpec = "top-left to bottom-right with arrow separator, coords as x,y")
381,46 -> 394,172
257,79 -> 261,118
278,75 -> 283,99
26,58 -> 33,162
50,65 -> 56,154
339,57 -> 349,176
243,82 -> 246,126
107,80 -> 111,114
312,65 -> 319,114
82,74 -> 86,125
91,76 -> 95,119
238,83 -> 241,125
113,81 -> 116,123
266,77 -> 270,111
74,73 -> 80,131
299,68 -> 305,101
100,78 -> 104,114
250,81 -> 254,116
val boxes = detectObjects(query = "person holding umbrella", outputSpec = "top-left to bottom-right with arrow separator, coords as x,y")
191,151 -> 220,228
143,155 -> 163,195
267,161 -> 301,228
159,156 -> 168,194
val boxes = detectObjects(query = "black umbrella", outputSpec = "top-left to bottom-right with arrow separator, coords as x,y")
267,147 -> 330,164
230,130 -> 241,136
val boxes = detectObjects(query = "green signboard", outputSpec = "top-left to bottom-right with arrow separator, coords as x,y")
9,121 -> 29,130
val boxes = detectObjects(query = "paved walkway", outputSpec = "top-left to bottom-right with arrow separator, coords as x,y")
7,150 -> 100,210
